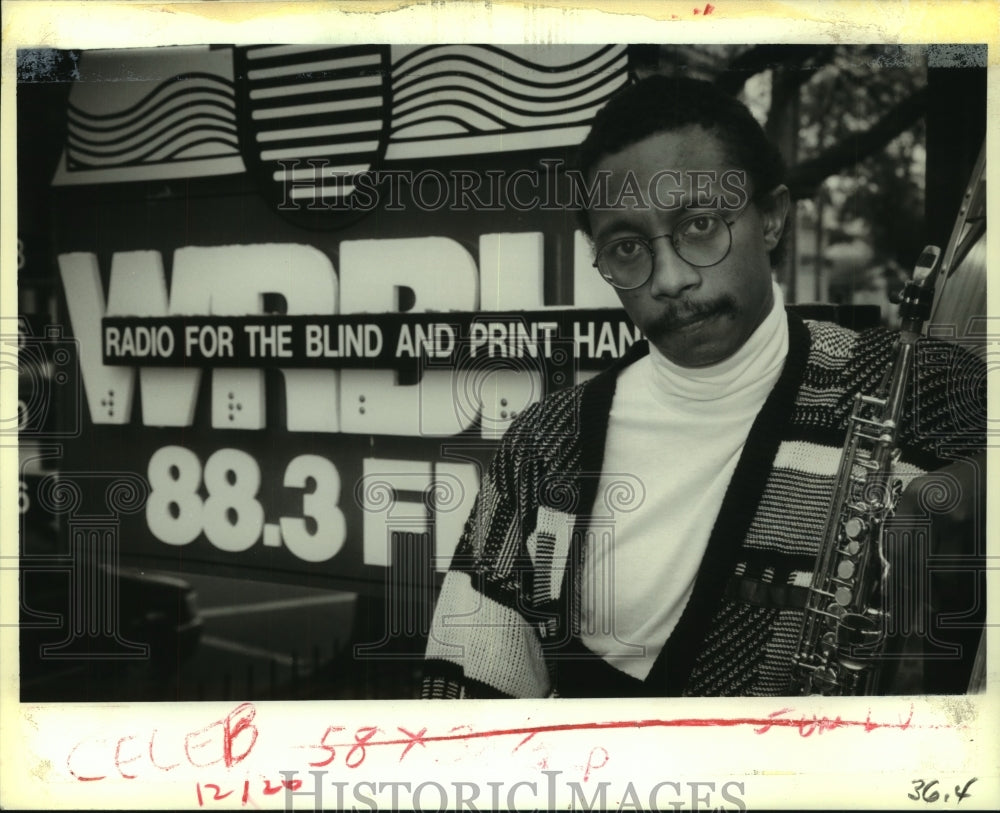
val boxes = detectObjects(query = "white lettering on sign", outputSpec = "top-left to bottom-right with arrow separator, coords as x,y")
201,447 -> 265,552
468,321 -> 558,358
479,232 -> 544,310
304,324 -> 384,358
360,458 -> 432,569
186,325 -> 236,358
280,454 -> 347,563
360,457 -> 479,572
142,444 -> 472,569
339,237 -> 478,437
244,324 -> 292,358
573,320 -> 643,358
145,445 -> 347,562
58,244 -> 340,431
174,244 -> 340,432
146,445 -> 206,546
394,323 -> 456,358
59,232 -> 610,436
104,324 -> 176,358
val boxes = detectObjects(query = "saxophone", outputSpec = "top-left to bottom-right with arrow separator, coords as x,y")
789,245 -> 943,695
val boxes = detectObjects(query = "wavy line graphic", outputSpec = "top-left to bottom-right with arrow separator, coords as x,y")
389,115 -> 490,138
393,50 -> 626,95
66,71 -> 240,169
393,60 -> 627,107
393,86 -> 623,123
68,124 -> 238,168
67,73 -> 234,125
387,94 -> 624,139
393,43 -> 621,80
388,45 -> 627,143
68,106 -> 235,151
157,136 -> 242,163
68,118 -> 236,160
67,96 -> 234,143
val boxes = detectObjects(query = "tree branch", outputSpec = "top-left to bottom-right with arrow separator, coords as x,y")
787,86 -> 928,199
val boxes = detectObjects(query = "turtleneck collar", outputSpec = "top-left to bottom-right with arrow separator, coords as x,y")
645,279 -> 789,403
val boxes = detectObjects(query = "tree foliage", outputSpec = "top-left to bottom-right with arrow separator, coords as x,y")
648,44 -> 929,304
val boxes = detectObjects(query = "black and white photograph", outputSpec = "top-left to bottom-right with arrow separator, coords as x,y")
2,1 -> 996,810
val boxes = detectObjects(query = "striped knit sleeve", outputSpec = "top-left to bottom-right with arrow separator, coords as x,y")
849,330 -> 988,468
421,400 -> 554,699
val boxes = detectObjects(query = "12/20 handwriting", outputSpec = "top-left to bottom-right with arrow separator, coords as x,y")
908,778 -> 976,804
196,777 -> 303,807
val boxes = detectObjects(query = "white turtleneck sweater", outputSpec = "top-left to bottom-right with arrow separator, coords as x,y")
580,281 -> 789,679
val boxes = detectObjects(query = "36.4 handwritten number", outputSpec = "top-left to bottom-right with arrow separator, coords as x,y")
908,778 -> 976,804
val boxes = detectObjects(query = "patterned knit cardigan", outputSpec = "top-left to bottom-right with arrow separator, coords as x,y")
422,312 -> 985,698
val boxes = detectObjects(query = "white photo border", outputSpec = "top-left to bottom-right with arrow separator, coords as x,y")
1,1 -> 997,810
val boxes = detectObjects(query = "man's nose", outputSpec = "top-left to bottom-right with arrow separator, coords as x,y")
647,237 -> 701,298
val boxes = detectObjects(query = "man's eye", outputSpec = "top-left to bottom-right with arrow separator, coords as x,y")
610,239 -> 645,261
680,215 -> 721,240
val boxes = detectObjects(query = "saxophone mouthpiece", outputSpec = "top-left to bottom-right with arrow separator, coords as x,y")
898,245 -> 941,332
912,245 -> 942,287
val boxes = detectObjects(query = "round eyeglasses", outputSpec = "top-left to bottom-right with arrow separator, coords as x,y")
593,207 -> 751,290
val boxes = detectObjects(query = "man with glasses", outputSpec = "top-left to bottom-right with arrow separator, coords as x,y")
422,76 -> 985,698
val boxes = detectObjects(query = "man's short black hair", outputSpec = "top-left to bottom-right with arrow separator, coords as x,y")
576,74 -> 788,267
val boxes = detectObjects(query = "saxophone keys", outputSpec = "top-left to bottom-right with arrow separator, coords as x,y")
834,586 -> 853,606
825,601 -> 846,619
843,517 -> 866,539
837,559 -> 856,579
814,668 -> 840,692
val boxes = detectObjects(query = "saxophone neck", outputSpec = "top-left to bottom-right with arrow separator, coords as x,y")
898,245 -> 942,336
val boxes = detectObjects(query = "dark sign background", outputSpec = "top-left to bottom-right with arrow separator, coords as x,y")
48,147 -> 617,592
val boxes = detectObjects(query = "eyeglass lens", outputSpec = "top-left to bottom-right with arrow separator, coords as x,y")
597,213 -> 733,288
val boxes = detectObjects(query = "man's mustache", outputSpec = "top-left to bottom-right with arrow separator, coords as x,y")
644,297 -> 738,339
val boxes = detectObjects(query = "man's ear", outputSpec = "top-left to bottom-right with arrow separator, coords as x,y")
759,184 -> 790,252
